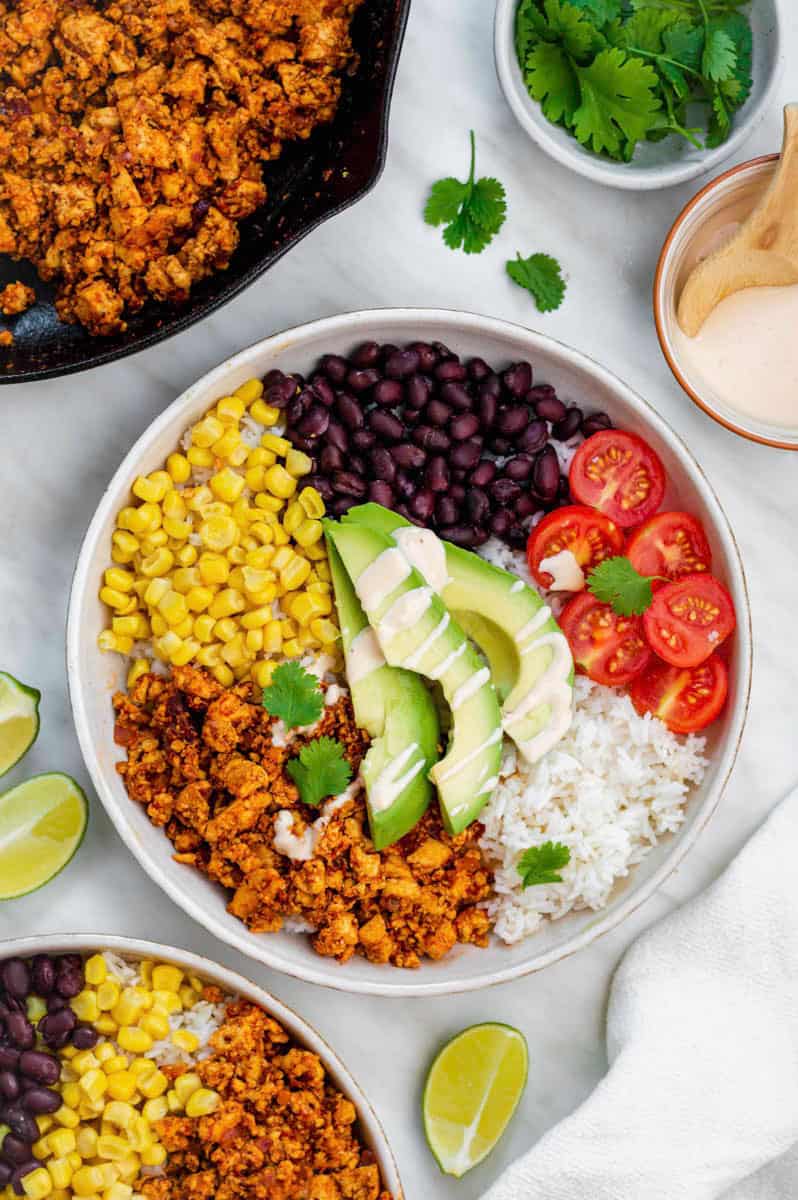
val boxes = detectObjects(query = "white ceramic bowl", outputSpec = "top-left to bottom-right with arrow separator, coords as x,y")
494,0 -> 784,191
0,934 -> 403,1195
68,309 -> 752,996
655,153 -> 798,450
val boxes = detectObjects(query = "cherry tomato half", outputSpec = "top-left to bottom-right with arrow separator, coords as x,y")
527,505 -> 624,590
569,430 -> 666,528
643,573 -> 736,668
627,511 -> 712,581
629,654 -> 728,734
559,592 -> 652,687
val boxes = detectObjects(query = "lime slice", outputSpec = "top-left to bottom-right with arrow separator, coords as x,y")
423,1022 -> 528,1178
0,672 -> 41,776
0,773 -> 87,900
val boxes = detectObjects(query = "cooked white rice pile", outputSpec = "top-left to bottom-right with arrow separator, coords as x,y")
480,676 -> 708,944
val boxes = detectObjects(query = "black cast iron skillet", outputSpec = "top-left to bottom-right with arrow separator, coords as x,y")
0,0 -> 410,384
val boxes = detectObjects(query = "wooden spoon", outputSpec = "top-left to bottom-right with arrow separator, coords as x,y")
678,104 -> 798,338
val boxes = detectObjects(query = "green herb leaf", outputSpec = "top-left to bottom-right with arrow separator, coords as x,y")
507,252 -> 566,313
262,662 -> 324,729
572,47 -> 662,159
518,841 -> 571,888
701,26 -> 737,81
587,556 -> 657,616
662,21 -> 705,71
540,0 -> 607,58
286,737 -> 353,809
567,0 -> 622,26
525,41 -> 581,124
424,131 -> 506,255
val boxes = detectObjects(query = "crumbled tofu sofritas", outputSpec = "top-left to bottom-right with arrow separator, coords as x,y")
0,280 -> 34,315
0,0 -> 362,336
113,665 -> 493,968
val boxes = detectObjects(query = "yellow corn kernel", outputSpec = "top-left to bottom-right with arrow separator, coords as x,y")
113,1155 -> 141,1184
96,979 -> 121,1012
137,503 -> 162,533
186,485 -> 213,512
111,530 -> 139,564
173,1073 -> 202,1105
247,446 -> 276,468
32,1135 -> 50,1159
105,1072 -> 137,1102
249,522 -> 275,547
79,1070 -> 108,1103
303,539 -> 327,561
196,644 -> 222,669
216,395 -> 246,423
47,1128 -> 76,1159
211,617 -> 237,644
73,1049 -> 100,1074
271,524 -> 290,546
132,474 -> 168,504
20,1167 -> 52,1199
298,486 -> 325,519
116,506 -> 145,534
211,429 -> 241,461
103,1101 -> 136,1130
210,467 -> 245,503
127,1117 -> 153,1154
76,1126 -> 98,1157
199,515 -> 237,552
53,1106 -> 79,1129
170,637 -> 199,666
175,543 -> 198,566
163,517 -> 192,541
140,529 -> 169,554
261,432 -> 291,455
71,991 -> 99,1023
287,447 -> 314,476
111,614 -> 147,640
191,415 -> 225,447
183,585 -> 213,614
140,1143 -> 167,1168
185,1088 -> 220,1119
155,634 -> 183,666
282,500 -> 304,535
293,518 -> 323,548
227,566 -> 245,591
61,1083 -> 81,1109
161,488 -> 185,518
128,1060 -> 155,1085
72,1166 -> 106,1196
111,990 -> 147,1027
193,615 -> 216,644
187,446 -> 213,469
151,963 -> 185,996
253,492 -> 284,514
226,545 -> 246,566
166,1027 -> 198,1055
177,985 -> 199,1009
287,594 -> 318,627
96,1134 -> 131,1162
143,577 -> 170,607
249,398 -> 279,425
142,1096 -> 168,1124
139,1009 -> 170,1040
246,546 -> 275,571
250,660 -> 275,689
197,553 -> 229,586
157,590 -> 188,626
311,618 -> 339,645
208,588 -> 245,619
141,548 -> 175,578
137,1070 -> 167,1100
220,634 -> 250,669
99,587 -> 130,611
48,1158 -> 73,1190
167,452 -> 191,484
245,628 -> 264,654
235,377 -> 264,405
101,1053 -> 129,1074
150,614 -> 167,638
271,546 -> 293,572
212,662 -> 235,686
97,631 -> 133,655
245,466 -> 265,492
166,1089 -> 182,1113
104,567 -> 135,593
228,444 -> 249,469
103,1185 -> 133,1200
283,637 -> 303,658
297,627 -> 317,650
95,1016 -> 119,1037
262,620 -> 283,654
238,606 -> 269,631
168,567 -> 197,595
117,1027 -> 152,1055
263,463 -> 296,499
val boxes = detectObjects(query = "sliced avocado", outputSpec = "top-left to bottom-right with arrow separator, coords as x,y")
343,503 -> 574,762
324,520 -> 502,835
326,540 -> 439,850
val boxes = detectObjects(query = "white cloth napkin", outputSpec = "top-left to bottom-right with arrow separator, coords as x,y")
482,786 -> 798,1200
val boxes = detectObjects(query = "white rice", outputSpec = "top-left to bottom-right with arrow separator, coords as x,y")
479,677 -> 708,944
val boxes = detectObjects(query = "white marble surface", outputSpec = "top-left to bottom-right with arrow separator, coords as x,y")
1,3 -> 797,1196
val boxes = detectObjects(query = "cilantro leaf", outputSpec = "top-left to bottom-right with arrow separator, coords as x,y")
710,13 -> 752,107
662,21 -> 705,71
286,737 -> 353,809
525,41 -> 580,124
587,556 -> 657,616
572,47 -> 662,159
701,26 -> 737,81
262,662 -> 324,729
516,0 -> 548,61
507,252 -> 566,313
606,8 -> 679,53
424,131 -> 506,255
518,841 -> 571,888
567,0 -> 622,26
540,0 -> 606,59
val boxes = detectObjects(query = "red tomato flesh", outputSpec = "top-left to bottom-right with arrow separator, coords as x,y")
629,654 -> 728,734
527,505 -> 624,590
569,430 -> 666,528
643,573 -> 736,668
627,511 -> 712,581
559,593 -> 652,687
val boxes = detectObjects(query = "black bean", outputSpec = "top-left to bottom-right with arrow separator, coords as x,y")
2,1107 -> 37,1142
320,445 -> 345,474
368,410 -> 404,443
434,360 -> 467,383
451,469 -> 467,484
490,479 -> 522,505
438,524 -> 478,548
335,392 -> 364,430
527,384 -> 556,407
450,483 -> 466,504
368,481 -> 395,507
410,489 -> 435,521
350,341 -> 380,368
319,354 -> 348,385
517,494 -> 540,519
582,411 -> 612,437
393,443 -> 426,471
425,399 -> 451,427
467,357 -> 491,381
309,375 -> 335,407
285,394 -> 307,425
18,1053 -> 58,1087
435,496 -> 459,526
465,488 -> 490,524
346,368 -> 380,393
56,956 -> 82,973
480,372 -> 502,399
412,426 -> 450,453
405,375 -> 432,410
533,445 -> 560,500
385,348 -> 420,379
21,1088 -> 60,1115
0,1050 -> 18,1072
395,471 -> 416,500
469,460 -> 496,488
504,455 -> 534,482
286,430 -> 316,454
351,430 -> 376,451
263,370 -> 298,409
472,527 -> 490,547
490,436 -> 512,456
518,419 -> 549,455
425,456 -> 449,493
1,1134 -> 30,1166
0,962 -> 29,1001
38,1010 -> 75,1044
440,381 -> 472,411
558,473 -> 571,500
304,476 -> 333,502
30,958 -> 54,997
4,1017 -> 32,1051
0,1163 -> 9,1188
369,447 -> 396,482
431,341 -> 455,360
490,509 -> 512,537
45,995 -> 66,1013
330,497 -> 354,516
552,407 -> 582,441
450,413 -> 480,441
297,405 -> 330,438
0,1073 -> 19,1101
508,525 -> 528,550
373,379 -> 403,408
449,439 -> 481,470
408,342 -> 438,373
332,472 -> 367,498
71,1026 -> 99,1051
496,406 -> 530,436
325,419 -> 348,453
535,394 -> 567,424
502,362 -> 533,397
379,343 -> 399,362
477,389 -> 497,429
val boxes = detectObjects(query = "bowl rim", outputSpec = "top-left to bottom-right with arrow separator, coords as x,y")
653,152 -> 798,451
493,0 -> 785,192
66,307 -> 753,997
0,932 -> 404,1197
0,0 -> 412,386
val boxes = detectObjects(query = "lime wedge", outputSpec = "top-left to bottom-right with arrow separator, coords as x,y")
0,773 -> 87,900
423,1022 -> 528,1178
0,672 -> 40,776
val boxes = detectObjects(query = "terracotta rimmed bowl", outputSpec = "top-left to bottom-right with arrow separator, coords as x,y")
67,309 -> 752,997
494,0 -> 784,192
0,934 -> 403,1196
655,154 -> 798,451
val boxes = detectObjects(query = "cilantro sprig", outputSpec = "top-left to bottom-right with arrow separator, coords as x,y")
518,841 -> 571,888
507,252 -> 566,312
515,0 -> 754,161
587,556 -> 661,616
287,737 -> 353,808
262,662 -> 324,729
424,131 -> 507,254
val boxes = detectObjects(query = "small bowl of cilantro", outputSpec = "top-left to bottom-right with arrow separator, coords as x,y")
494,0 -> 784,190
